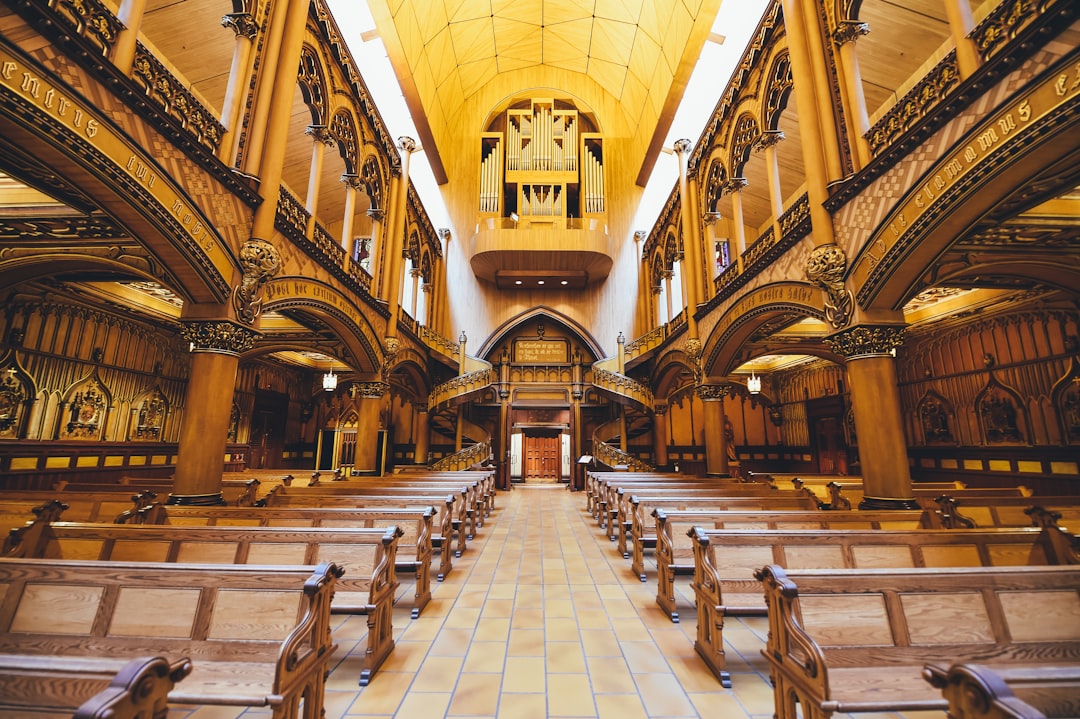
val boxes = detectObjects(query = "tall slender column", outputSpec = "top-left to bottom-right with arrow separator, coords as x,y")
686,170 -> 707,305
698,384 -> 730,477
944,0 -> 981,79
702,212 -> 720,280
833,22 -> 872,170
413,404 -> 429,465
673,139 -> 700,339
724,178 -> 749,269
633,231 -> 649,334
663,273 -> 674,325
420,283 -> 431,327
340,174 -> 362,267
653,403 -> 669,469
434,229 -> 451,335
757,130 -> 786,233
112,0 -> 149,75
384,138 -> 416,339
304,126 -> 334,235
780,0 -> 838,246
220,11 -> 259,165
408,267 -> 422,320
248,0 -> 309,238
172,320 -> 259,504
826,325 -> 916,509
366,208 -> 386,281
240,0 -> 295,178
800,0 -> 845,181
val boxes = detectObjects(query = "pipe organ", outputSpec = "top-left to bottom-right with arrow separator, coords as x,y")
479,98 -> 604,226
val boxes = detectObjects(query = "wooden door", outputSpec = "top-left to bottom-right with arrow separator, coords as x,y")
525,436 -> 560,479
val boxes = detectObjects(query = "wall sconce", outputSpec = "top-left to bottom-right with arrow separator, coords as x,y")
322,364 -> 338,392
747,372 -> 761,394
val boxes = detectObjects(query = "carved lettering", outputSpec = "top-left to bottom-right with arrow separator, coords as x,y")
963,146 -> 978,163
1,62 -> 14,79
998,114 -> 1016,135
19,73 -> 40,98
1018,100 -> 1031,122
943,158 -> 963,180
1055,73 -> 1068,96
43,88 -> 55,109
976,128 -> 998,151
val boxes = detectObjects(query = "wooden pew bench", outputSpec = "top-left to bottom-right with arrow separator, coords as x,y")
0,654 -> 190,719
262,490 -> 469,559
269,481 -> 479,544
935,496 -> 1080,529
619,492 -> 821,560
302,472 -> 495,523
688,526 -> 1078,686
648,508 -> 930,614
584,472 -> 730,519
754,564 -> 1080,719
606,483 -> 813,542
54,478 -> 262,507
6,519 -> 421,618
137,502 -> 454,582
923,661 -> 1080,719
591,476 -> 748,528
0,557 -> 354,715
0,492 -> 154,539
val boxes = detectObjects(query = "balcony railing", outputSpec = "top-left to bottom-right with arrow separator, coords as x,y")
592,438 -> 653,472
624,325 -> 667,360
432,439 -> 491,471
429,368 -> 496,410
592,367 -> 653,408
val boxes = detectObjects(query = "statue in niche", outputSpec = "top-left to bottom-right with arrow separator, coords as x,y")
0,369 -> 26,438
63,381 -> 107,439
134,389 -> 167,440
918,394 -> 953,443
227,403 -> 241,442
979,389 -> 1022,443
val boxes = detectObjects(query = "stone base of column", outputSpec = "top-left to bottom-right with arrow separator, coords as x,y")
166,493 -> 227,506
858,496 -> 921,511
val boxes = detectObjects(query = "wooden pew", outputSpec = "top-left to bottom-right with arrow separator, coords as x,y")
54,477 -> 262,507
264,490 -> 471,558
935,496 -> 1080,529
136,501 -> 455,582
924,662 -> 1080,719
622,492 -> 826,561
586,473 -> 745,523
0,492 -> 154,538
0,557 -> 360,714
6,519 -> 425,617
689,527 -> 1079,686
649,508 -> 931,614
754,564 -> 1080,718
0,654 -> 190,719
604,482 -> 812,541
268,480 -> 481,541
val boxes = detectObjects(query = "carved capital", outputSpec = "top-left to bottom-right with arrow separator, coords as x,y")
833,21 -> 870,46
305,125 -> 335,146
754,130 -> 786,151
702,211 -> 722,226
633,230 -> 648,242
696,384 -> 729,401
366,207 -> 386,222
806,244 -> 853,329
340,173 -> 362,190
438,228 -> 451,242
232,238 -> 281,325
398,136 -> 417,154
826,325 -> 905,359
221,12 -> 259,39
182,320 -> 260,355
673,138 -> 693,155
721,177 -> 749,195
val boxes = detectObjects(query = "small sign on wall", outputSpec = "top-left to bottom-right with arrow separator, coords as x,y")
513,339 -> 569,364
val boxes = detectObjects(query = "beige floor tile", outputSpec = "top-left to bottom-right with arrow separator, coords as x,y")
595,694 -> 649,719
580,628 -> 622,656
463,640 -> 508,673
687,691 -> 753,719
448,672 -> 502,716
547,616 -> 584,641
347,671 -> 412,714
497,692 -> 549,719
546,640 -> 588,673
507,627 -> 545,656
586,655 -> 639,694
474,616 -> 511,641
634,672 -> 698,716
548,673 -> 598,717
413,655 -> 466,693
396,690 -> 452,718
502,656 -> 547,692
430,626 -> 477,656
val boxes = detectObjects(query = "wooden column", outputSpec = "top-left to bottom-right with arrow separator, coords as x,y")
827,325 -> 917,509
413,404 -> 429,465
673,139 -> 700,340
355,392 -> 384,474
220,11 -> 259,165
172,321 -> 259,504
340,173 -> 361,268
112,0 -> 149,75
698,385 -> 730,477
944,0 -> 981,78
653,404 -> 669,469
725,179 -> 749,269
833,22 -> 872,170
384,137 -> 416,339
780,0 -> 838,246
304,125 -> 334,236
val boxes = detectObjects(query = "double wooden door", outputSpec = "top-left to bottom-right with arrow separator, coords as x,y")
525,436 -> 560,480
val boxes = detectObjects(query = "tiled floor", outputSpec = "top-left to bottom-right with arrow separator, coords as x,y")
175,483 -> 946,719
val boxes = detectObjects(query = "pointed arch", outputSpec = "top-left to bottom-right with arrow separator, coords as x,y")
974,375 -> 1027,445
475,306 -> 605,362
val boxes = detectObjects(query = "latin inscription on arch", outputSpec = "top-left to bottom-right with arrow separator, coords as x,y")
852,57 -> 1080,295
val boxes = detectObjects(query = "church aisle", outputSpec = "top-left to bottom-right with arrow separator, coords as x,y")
175,484 -> 945,719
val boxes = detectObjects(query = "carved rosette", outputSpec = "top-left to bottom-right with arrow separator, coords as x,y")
684,338 -> 702,360
826,325 -> 906,359
695,384 -> 729,401
232,238 -> 281,324
182,320 -> 260,356
221,12 -> 258,39
806,244 -> 854,329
